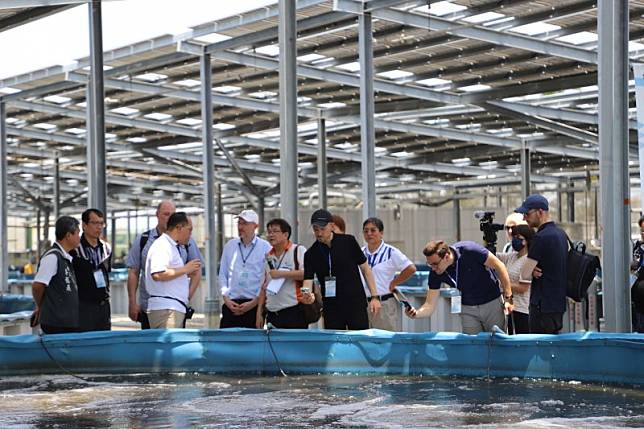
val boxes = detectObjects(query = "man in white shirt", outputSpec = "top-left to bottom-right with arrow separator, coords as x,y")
218,209 -> 271,328
362,217 -> 416,331
145,212 -> 201,329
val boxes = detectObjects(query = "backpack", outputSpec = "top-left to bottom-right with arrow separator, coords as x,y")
566,236 -> 601,302
140,229 -> 189,264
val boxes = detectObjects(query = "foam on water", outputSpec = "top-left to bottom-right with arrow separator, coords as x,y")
0,374 -> 641,428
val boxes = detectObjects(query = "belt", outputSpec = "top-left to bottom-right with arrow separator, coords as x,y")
369,293 -> 394,302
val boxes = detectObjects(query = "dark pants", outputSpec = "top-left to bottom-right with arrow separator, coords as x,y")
266,304 -> 308,329
41,324 -> 79,335
137,310 -> 151,330
78,300 -> 111,332
508,311 -> 530,334
220,299 -> 257,328
529,305 -> 563,334
633,308 -> 644,333
323,298 -> 369,330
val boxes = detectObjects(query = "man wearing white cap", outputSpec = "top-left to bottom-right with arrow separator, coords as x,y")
218,209 -> 271,328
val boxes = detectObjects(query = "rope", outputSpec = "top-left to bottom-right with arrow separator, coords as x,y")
265,323 -> 287,377
38,333 -> 94,383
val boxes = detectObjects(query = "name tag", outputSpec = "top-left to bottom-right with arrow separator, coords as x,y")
238,270 -> 250,288
324,276 -> 337,298
450,295 -> 461,314
94,270 -> 106,288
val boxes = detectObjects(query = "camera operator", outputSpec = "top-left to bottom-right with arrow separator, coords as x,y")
405,239 -> 513,335
475,211 -> 505,254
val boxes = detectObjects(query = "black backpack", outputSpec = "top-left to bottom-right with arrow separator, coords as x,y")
566,236 -> 601,302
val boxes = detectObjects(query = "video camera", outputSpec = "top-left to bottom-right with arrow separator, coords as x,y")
474,211 -> 504,254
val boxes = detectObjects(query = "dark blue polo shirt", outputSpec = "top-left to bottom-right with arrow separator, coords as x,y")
427,241 -> 501,306
527,221 -> 568,313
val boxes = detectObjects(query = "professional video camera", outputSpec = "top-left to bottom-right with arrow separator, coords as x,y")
474,211 -> 504,254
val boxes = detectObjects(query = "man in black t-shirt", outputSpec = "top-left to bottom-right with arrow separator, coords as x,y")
518,194 -> 568,334
302,209 -> 381,330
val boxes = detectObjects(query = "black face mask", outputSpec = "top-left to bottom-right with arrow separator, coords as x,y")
511,237 -> 524,252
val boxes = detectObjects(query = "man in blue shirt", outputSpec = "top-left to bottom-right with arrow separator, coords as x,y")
518,194 -> 569,334
406,240 -> 513,334
218,209 -> 271,328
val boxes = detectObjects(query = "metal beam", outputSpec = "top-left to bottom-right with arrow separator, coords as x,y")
0,5 -> 73,33
87,0 -> 106,214
0,102 -> 7,293
359,11 -> 376,218
317,118 -> 328,208
279,0 -> 299,237
598,0 -> 631,332
334,1 -> 598,64
520,141 -> 531,199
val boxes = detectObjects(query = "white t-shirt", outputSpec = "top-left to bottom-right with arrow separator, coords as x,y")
362,241 -> 413,297
265,243 -> 306,312
34,243 -> 74,286
497,251 -> 531,314
145,233 -> 189,313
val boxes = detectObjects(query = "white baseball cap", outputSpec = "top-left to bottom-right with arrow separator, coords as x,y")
236,209 -> 259,224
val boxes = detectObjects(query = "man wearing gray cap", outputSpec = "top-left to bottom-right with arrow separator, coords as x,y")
517,194 -> 568,334
302,209 -> 381,330
218,209 -> 272,328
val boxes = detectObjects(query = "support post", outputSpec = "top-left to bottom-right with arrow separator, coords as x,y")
454,191 -> 461,241
87,0 -> 106,215
520,140 -> 531,200
0,102 -> 7,293
200,53 -> 220,328
317,117 -> 328,208
567,180 -> 575,223
216,184 -> 224,264
110,211 -> 116,260
278,0 -> 299,240
359,11 -> 377,219
598,0 -> 631,332
53,153 -> 60,218
257,194 -> 266,234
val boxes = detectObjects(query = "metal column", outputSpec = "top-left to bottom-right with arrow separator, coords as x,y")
201,53 -> 219,328
278,0 -> 299,240
216,184 -> 224,264
567,180 -> 575,223
53,154 -> 60,218
598,0 -> 631,332
454,191 -> 461,241
520,141 -> 531,200
87,1 -> 106,214
110,211 -> 116,260
317,117 -> 328,208
0,102 -> 8,293
359,11 -> 376,219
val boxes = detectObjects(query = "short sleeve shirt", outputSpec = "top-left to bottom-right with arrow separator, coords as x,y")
528,221 -> 568,313
34,243 -> 73,286
361,241 -> 413,297
304,233 -> 367,301
145,233 -> 190,313
427,241 -> 501,306
265,243 -> 307,312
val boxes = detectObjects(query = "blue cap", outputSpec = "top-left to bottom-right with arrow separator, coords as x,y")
514,194 -> 549,214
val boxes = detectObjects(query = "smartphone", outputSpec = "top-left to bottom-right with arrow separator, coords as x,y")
393,289 -> 412,310
301,287 -> 310,294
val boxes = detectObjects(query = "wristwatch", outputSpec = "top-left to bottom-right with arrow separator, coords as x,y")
504,294 -> 513,305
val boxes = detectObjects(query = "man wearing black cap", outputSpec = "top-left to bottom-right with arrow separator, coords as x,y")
302,209 -> 381,330
517,194 -> 568,334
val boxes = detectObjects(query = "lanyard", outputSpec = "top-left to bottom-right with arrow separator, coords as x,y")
327,248 -> 333,277
238,239 -> 258,265
445,256 -> 459,289
273,246 -> 289,270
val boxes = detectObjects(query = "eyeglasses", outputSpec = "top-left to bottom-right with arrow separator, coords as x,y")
427,256 -> 443,269
266,229 -> 284,235
504,226 -> 513,231
88,221 -> 105,227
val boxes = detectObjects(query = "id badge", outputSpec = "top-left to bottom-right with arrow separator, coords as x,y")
450,295 -> 461,314
238,270 -> 250,288
93,270 -> 107,288
324,276 -> 337,298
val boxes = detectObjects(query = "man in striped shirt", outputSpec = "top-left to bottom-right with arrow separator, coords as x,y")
362,217 -> 416,331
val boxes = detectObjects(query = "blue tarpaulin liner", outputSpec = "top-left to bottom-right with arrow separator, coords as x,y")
0,294 -> 34,314
0,329 -> 642,385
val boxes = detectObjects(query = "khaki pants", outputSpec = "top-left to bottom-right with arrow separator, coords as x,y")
460,296 -> 506,335
147,309 -> 185,329
368,297 -> 402,331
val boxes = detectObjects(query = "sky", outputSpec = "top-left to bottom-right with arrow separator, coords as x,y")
0,0 -> 276,80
